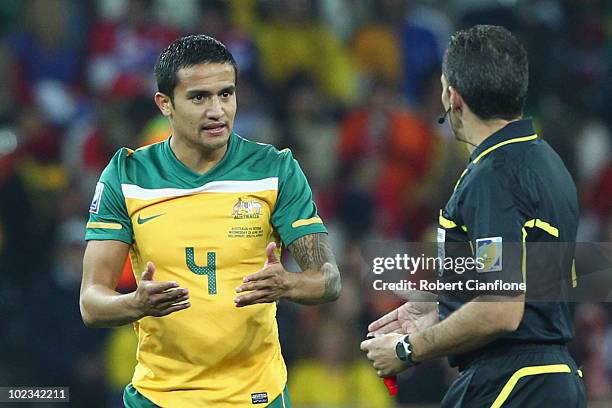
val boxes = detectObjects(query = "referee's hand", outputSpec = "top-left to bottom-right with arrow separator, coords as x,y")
361,333 -> 409,377
368,301 -> 439,337
132,262 -> 191,318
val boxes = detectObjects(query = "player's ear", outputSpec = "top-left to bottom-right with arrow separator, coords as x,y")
154,92 -> 173,118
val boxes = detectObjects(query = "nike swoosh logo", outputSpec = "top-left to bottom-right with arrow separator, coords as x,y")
137,214 -> 164,224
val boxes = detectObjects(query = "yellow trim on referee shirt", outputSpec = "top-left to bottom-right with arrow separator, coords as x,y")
522,226 -> 528,284
439,212 -> 457,228
454,168 -> 468,191
523,219 -> 559,237
473,134 -> 538,164
521,218 -> 560,283
291,217 -> 323,228
87,222 -> 123,230
490,364 -> 571,408
438,211 -> 467,232
454,135 -> 538,191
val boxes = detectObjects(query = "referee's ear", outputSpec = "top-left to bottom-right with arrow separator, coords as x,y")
448,86 -> 464,115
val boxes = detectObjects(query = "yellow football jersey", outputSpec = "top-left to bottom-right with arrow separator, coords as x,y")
85,133 -> 326,407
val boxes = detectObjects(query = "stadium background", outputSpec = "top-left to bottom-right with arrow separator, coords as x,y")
0,0 -> 611,406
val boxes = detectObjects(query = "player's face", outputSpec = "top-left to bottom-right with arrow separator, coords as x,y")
170,63 -> 237,152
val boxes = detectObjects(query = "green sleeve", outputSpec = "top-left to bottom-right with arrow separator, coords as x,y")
85,149 -> 133,244
271,149 -> 327,246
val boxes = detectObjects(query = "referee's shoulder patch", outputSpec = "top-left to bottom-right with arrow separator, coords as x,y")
476,236 -> 502,273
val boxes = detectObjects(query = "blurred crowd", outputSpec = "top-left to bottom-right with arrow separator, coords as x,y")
0,0 -> 611,406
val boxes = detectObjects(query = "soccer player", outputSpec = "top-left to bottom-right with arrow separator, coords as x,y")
79,35 -> 341,407
361,25 -> 586,407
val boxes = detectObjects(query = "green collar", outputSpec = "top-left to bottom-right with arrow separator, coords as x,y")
162,132 -> 238,182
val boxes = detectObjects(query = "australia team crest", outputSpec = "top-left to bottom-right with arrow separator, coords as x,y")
232,197 -> 263,219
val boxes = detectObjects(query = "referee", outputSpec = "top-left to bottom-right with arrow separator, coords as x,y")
361,25 -> 586,407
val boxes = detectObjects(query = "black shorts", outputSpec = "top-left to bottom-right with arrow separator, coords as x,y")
441,344 -> 586,408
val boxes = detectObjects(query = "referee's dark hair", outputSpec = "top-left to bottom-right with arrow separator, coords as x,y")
154,34 -> 238,102
442,25 -> 528,121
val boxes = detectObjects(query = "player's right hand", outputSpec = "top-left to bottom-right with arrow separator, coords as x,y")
367,301 -> 439,337
132,261 -> 191,318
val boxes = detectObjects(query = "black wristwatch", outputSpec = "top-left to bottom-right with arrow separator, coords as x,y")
395,335 -> 417,366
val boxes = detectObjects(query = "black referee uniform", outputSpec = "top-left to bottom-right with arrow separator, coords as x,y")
437,119 -> 586,407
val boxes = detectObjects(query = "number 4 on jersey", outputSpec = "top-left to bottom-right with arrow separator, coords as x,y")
185,248 -> 217,295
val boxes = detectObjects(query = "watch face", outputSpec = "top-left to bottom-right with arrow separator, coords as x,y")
396,340 -> 408,361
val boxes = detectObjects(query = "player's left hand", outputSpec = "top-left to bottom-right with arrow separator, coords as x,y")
235,242 -> 292,307
360,333 -> 410,377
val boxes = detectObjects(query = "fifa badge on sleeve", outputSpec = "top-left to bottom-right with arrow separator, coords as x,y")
476,237 -> 502,273
89,182 -> 105,214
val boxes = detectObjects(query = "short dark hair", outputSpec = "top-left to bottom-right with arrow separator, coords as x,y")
154,34 -> 237,101
442,25 -> 528,121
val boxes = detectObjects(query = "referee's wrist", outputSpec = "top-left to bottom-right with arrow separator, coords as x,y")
396,334 -> 419,366
407,334 -> 421,364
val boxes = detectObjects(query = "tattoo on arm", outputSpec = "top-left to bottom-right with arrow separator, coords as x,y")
288,233 -> 341,302
289,232 -> 334,269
